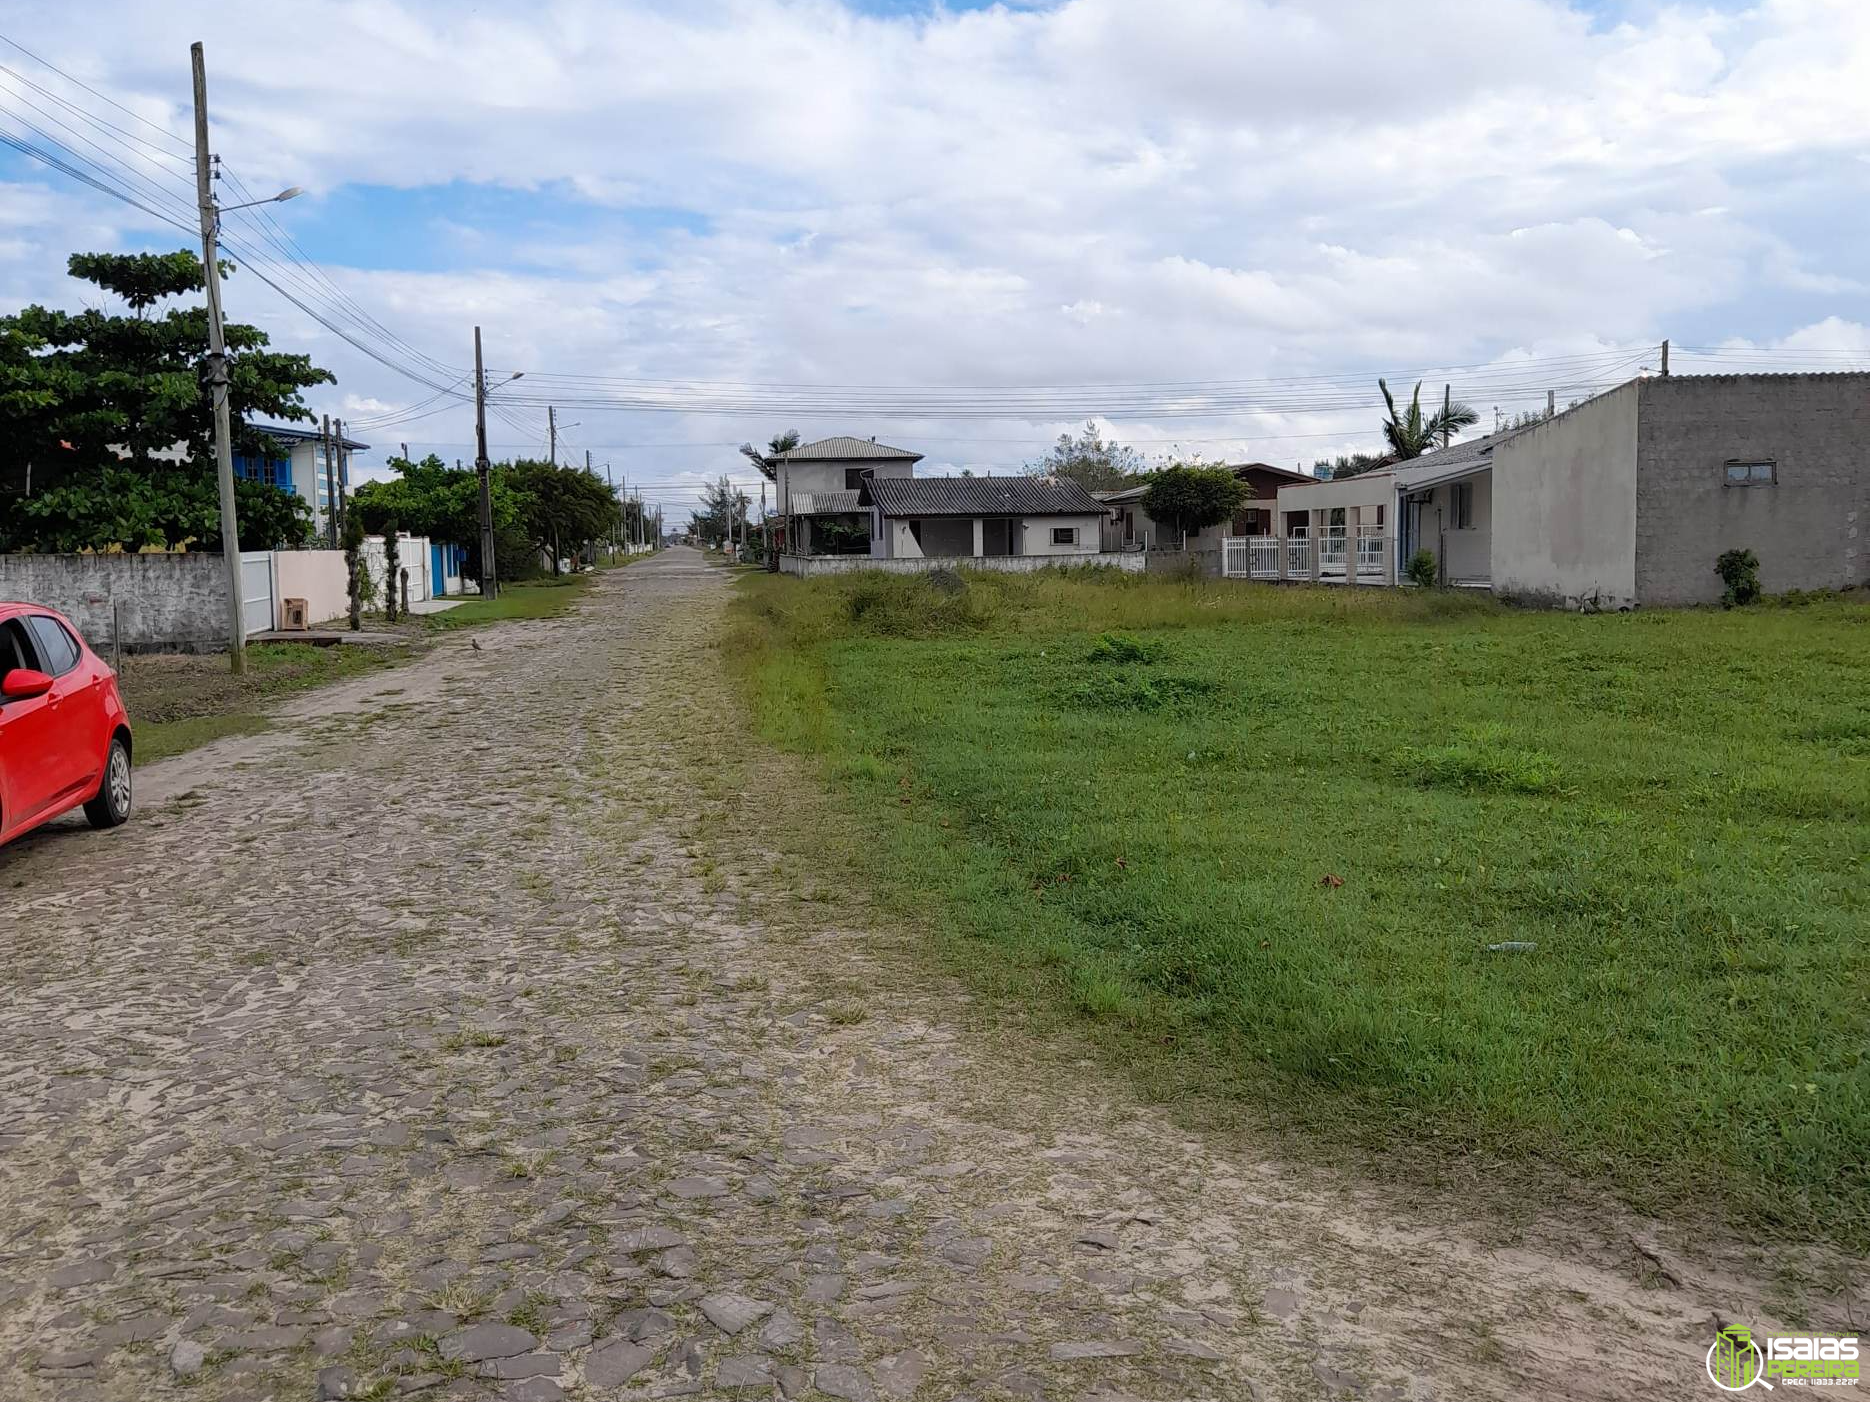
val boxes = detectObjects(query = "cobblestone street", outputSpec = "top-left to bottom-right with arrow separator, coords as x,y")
0,550 -> 1830,1401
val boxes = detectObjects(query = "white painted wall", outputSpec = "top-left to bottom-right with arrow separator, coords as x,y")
1019,515 -> 1104,555
1491,382 -> 1639,608
778,456 -> 915,513
273,550 -> 350,627
1412,473 -> 1492,582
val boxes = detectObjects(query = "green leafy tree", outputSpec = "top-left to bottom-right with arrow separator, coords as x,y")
381,519 -> 401,622
504,459 -> 621,573
688,475 -> 747,548
1379,379 -> 1479,461
738,429 -> 801,482
1137,464 -> 1249,540
1027,420 -> 1146,491
0,249 -> 333,551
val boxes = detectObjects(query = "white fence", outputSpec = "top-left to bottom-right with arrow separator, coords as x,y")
1220,528 -> 1390,584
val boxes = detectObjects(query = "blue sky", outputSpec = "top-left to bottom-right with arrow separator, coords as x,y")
2,0 -> 1866,514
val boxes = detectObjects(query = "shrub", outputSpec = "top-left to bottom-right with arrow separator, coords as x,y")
1407,548 -> 1439,589
1087,632 -> 1159,664
1716,548 -> 1760,607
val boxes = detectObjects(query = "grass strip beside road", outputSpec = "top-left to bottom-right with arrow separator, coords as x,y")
122,641 -> 414,764
729,567 -> 1870,1247
420,575 -> 590,630
124,577 -> 590,763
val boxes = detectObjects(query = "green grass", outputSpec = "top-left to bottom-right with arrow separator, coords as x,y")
730,568 -> 1870,1244
422,575 -> 590,631
122,642 -> 412,765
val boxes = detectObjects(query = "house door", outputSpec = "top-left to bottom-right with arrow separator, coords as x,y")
983,518 -> 1013,557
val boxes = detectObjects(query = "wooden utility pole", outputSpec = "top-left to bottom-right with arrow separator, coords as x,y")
473,327 -> 497,599
547,405 -> 556,466
1441,384 -> 1452,449
190,41 -> 245,673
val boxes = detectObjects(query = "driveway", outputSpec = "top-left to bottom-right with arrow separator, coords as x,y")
0,549 -> 1824,1400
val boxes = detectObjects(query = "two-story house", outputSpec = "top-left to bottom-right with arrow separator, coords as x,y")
772,436 -> 923,556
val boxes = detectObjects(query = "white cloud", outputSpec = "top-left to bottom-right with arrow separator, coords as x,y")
1,0 -> 1867,521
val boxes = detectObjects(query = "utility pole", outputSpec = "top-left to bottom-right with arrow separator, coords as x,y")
1441,383 -> 1452,449
1661,339 -> 1670,377
334,418 -> 348,538
548,405 -> 557,466
400,441 -> 409,462
322,414 -> 336,546
473,326 -> 497,599
760,479 -> 768,561
191,41 -> 245,673
1546,389 -> 1556,420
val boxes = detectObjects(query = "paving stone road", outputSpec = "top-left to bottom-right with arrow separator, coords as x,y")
0,550 -> 1851,1401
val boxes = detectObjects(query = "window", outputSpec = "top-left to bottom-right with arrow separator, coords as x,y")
845,467 -> 873,491
1451,482 -> 1474,530
25,615 -> 81,676
234,452 -> 293,491
1051,525 -> 1078,546
0,618 -> 38,679
1725,460 -> 1776,487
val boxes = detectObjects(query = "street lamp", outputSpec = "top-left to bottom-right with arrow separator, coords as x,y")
220,185 -> 303,213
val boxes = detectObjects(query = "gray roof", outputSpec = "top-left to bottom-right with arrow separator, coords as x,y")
1392,426 -> 1522,490
252,421 -> 369,451
771,435 -> 922,463
863,475 -> 1108,517
789,489 -> 861,515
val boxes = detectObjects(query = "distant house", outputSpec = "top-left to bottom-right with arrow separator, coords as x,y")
862,475 -> 1111,561
239,422 -> 367,542
1098,463 -> 1318,570
772,435 -> 923,556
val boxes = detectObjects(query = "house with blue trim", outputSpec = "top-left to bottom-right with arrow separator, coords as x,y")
238,422 -> 368,542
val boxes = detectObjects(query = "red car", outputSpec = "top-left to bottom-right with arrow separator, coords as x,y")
0,603 -> 133,847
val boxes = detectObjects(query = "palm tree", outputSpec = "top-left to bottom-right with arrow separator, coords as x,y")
1379,379 -> 1479,460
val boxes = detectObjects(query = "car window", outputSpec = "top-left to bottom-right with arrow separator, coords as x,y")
24,616 -> 81,677
0,619 -> 39,678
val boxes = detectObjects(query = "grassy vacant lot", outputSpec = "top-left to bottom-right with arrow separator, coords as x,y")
121,641 -> 413,764
732,568 -> 1869,1244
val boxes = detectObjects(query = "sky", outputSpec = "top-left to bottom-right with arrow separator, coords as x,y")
2,0 -> 1867,524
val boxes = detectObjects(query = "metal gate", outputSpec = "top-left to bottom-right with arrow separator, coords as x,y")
239,550 -> 275,636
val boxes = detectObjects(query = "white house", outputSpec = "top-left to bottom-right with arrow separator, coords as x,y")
239,421 -> 368,541
773,435 -> 922,556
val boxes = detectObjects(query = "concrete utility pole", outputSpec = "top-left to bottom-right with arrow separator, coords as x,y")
548,405 -> 557,467
322,414 -> 336,546
191,41 -> 245,673
473,326 -> 497,599
1546,389 -> 1556,420
334,418 -> 348,538
1661,339 -> 1670,377
1441,384 -> 1452,449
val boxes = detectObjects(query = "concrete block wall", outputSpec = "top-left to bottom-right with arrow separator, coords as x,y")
1633,374 -> 1870,606
0,553 -> 232,654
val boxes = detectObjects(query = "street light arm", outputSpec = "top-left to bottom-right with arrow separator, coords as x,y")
220,185 -> 303,212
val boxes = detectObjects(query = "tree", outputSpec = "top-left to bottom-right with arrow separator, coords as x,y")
1137,465 -> 1248,540
341,508 -> 366,631
1026,420 -> 1145,491
688,475 -> 747,548
504,459 -> 621,573
381,521 -> 401,622
738,429 -> 801,482
1379,379 -> 1479,461
0,249 -> 333,551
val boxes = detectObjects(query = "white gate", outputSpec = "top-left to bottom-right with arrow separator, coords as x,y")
239,550 -> 275,636
1221,536 -> 1252,578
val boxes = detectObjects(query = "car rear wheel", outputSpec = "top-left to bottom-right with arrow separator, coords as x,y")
84,738 -> 132,829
